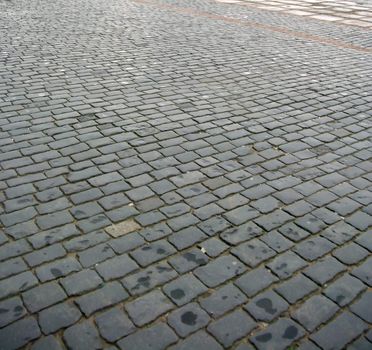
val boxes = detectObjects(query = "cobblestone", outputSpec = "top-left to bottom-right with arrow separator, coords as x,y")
0,0 -> 371,347
95,306 -> 135,342
207,310 -> 256,347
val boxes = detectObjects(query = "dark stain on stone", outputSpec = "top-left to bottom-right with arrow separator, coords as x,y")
181,311 -> 198,325
157,248 -> 166,254
256,333 -> 272,342
133,276 -> 151,291
183,252 -> 205,265
222,295 -> 228,300
14,305 -> 23,316
170,288 -> 185,300
18,198 -> 31,204
20,282 -> 28,289
79,239 -> 89,245
283,325 -> 298,339
0,308 -> 8,314
276,263 -> 287,270
51,268 -> 62,277
256,298 -> 277,315
142,246 -> 152,251
14,305 -> 23,312
91,216 -> 105,223
336,294 -> 345,303
156,266 -> 171,273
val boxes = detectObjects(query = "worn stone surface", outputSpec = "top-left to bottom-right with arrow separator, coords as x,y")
0,0 -> 371,348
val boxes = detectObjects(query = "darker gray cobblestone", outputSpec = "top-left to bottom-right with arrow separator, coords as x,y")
0,0 -> 371,348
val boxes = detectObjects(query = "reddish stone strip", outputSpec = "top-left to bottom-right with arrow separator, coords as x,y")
234,1 -> 372,32
133,0 -> 372,53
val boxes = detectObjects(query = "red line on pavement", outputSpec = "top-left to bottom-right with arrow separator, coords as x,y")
133,0 -> 372,54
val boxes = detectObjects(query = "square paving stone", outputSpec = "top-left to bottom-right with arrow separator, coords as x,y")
105,219 -> 141,238
194,254 -> 246,288
312,207 -> 341,225
231,239 -> 275,267
324,274 -> 366,307
63,321 -> 102,350
275,274 -> 318,304
95,253 -> 138,281
292,295 -> 339,331
267,251 -> 307,279
304,256 -> 346,285
109,231 -> 145,254
254,210 -> 293,231
38,302 -> 81,334
130,240 -> 176,267
251,196 -> 281,214
163,274 -> 207,306
197,216 -> 231,236
117,322 -> 178,350
200,283 -> 247,318
321,222 -> 359,245
295,214 -> 327,234
95,306 -> 136,342
70,202 -> 104,219
244,290 -> 289,322
77,243 -> 115,268
169,248 -> 209,273
140,223 -> 172,241
167,302 -> 210,337
223,205 -> 260,225
168,226 -> 207,250
220,222 -> 263,245
327,197 -> 361,216
292,236 -> 336,261
278,223 -> 311,242
60,269 -> 103,296
125,290 -> 174,326
332,243 -> 369,265
235,267 -> 278,297
345,211 -> 372,230
259,231 -> 294,253
207,310 -> 256,347
199,237 -> 228,258
251,318 -> 305,350
122,262 -> 177,296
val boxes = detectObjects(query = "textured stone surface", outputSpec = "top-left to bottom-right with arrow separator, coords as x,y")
0,0 -> 371,348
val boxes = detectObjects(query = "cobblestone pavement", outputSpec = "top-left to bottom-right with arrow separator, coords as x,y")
0,0 -> 371,349
216,0 -> 372,28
